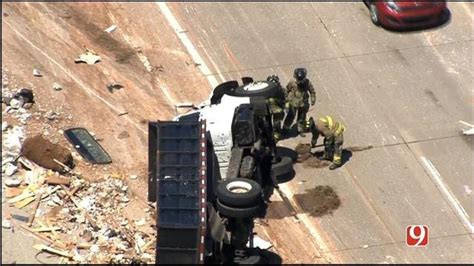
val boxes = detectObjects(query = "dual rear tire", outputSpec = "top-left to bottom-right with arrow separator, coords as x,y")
215,178 -> 262,218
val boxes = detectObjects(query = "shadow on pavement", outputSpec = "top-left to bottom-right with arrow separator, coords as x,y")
259,249 -> 283,264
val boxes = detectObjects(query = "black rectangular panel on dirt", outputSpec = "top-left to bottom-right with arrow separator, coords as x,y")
152,119 -> 204,264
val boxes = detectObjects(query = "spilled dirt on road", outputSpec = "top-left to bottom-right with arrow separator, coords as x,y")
294,186 -> 341,217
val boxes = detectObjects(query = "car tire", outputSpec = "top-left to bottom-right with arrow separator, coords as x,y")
233,81 -> 279,98
216,178 -> 262,208
370,4 -> 380,26
216,199 -> 261,219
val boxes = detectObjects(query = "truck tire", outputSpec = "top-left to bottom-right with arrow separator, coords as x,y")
271,156 -> 293,176
233,81 -> 279,98
216,178 -> 261,208
216,199 -> 261,219
210,80 -> 239,104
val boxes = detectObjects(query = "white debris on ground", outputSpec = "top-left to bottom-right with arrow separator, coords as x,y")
2,69 -> 156,263
104,24 -> 118,33
246,236 -> 273,250
74,49 -> 101,65
3,159 -> 156,263
33,69 -> 42,77
462,127 -> 474,136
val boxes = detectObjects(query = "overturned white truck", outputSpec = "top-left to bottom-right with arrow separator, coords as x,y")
148,77 -> 295,264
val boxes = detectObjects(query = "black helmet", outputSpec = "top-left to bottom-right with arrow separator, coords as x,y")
267,74 -> 280,83
294,68 -> 307,82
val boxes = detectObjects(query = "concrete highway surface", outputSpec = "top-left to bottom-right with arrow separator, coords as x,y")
162,2 -> 473,263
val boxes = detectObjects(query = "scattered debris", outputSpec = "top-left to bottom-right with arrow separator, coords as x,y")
5,177 -> 21,187
247,235 -> 273,250
5,187 -> 24,198
118,112 -> 128,116
2,121 -> 9,131
458,120 -> 473,136
2,219 -> 12,229
53,82 -> 63,91
12,214 -> 29,223
3,88 -> 34,108
104,24 -> 118,33
33,244 -> 73,259
106,82 -> 124,93
118,131 -> 130,139
74,49 -> 101,65
33,69 -> 42,77
462,128 -> 474,136
3,162 -> 18,176
21,134 -> 74,173
46,176 -> 71,186
464,185 -> 472,196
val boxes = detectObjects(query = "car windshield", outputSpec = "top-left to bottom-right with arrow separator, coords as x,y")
64,128 -> 112,164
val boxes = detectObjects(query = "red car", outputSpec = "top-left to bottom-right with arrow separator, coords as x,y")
364,0 -> 447,29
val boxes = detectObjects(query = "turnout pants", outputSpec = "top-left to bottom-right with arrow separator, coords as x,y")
283,105 -> 309,133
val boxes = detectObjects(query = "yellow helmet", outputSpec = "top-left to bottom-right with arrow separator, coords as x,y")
319,116 -> 334,129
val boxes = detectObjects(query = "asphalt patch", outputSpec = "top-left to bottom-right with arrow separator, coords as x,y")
294,185 -> 341,217
21,134 -> 74,173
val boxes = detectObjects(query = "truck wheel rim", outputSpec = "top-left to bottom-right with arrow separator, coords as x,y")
226,180 -> 252,194
242,81 -> 268,91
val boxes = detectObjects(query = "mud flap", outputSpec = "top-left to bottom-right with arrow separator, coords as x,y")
209,205 -> 226,242
225,147 -> 244,180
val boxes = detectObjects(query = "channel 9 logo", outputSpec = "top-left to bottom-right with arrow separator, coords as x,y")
406,225 -> 429,247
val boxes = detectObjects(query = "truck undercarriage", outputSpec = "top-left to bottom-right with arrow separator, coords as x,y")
148,78 -> 295,264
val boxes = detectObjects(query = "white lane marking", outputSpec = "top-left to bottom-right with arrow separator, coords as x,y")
420,156 -> 473,234
201,45 -> 226,83
3,20 -> 146,135
278,184 -> 336,262
157,2 -> 219,89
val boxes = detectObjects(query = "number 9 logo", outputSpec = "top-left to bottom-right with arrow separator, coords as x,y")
406,225 -> 429,247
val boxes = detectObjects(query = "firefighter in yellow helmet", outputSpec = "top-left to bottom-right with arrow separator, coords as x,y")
306,115 -> 345,170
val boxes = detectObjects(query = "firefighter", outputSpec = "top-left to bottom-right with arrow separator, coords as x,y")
306,115 -> 345,170
266,74 -> 286,142
283,68 -> 316,137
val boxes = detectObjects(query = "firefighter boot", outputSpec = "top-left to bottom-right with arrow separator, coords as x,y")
329,154 -> 342,170
273,131 -> 282,142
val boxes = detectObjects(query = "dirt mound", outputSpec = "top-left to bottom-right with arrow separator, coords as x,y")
295,143 -> 311,155
294,186 -> 341,217
303,157 -> 331,168
21,134 -> 74,173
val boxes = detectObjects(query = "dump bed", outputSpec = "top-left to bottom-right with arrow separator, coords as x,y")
148,119 -> 207,264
